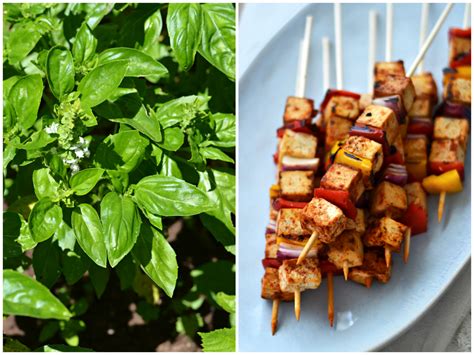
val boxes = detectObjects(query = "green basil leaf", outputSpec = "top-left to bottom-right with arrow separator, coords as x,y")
154,95 -> 210,129
159,153 -> 182,178
78,60 -> 128,108
94,131 -> 149,173
3,270 -> 72,320
28,198 -> 63,243
134,175 -> 215,216
98,48 -> 168,81
198,4 -> 235,80
17,130 -> 56,151
9,74 -> 44,130
109,106 -> 162,142
198,327 -> 235,352
71,204 -> 107,268
88,262 -> 110,298
200,146 -> 234,163
3,145 -> 16,174
4,338 -> 30,352
72,22 -> 97,65
158,127 -> 184,151
46,47 -> 75,99
32,240 -> 61,288
142,9 -> 163,59
54,221 -> 76,252
61,250 -> 88,285
214,292 -> 235,313
7,22 -> 45,65
209,113 -> 236,147
131,225 -> 177,297
33,168 -> 60,201
100,192 -> 141,268
69,168 -> 104,196
167,3 -> 202,71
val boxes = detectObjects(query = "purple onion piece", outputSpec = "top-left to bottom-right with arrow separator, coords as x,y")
435,100 -> 471,119
373,95 -> 407,124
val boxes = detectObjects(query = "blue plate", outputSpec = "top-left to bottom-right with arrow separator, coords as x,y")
238,3 -> 470,351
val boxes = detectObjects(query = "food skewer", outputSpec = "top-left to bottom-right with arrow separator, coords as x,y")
385,3 -> 393,61
463,3 -> 471,28
334,3 -> 343,90
368,10 -> 378,92
418,3 -> 430,74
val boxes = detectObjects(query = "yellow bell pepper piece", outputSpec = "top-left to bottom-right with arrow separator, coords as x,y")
269,184 -> 280,199
443,66 -> 471,85
422,169 -> 463,194
335,149 -> 373,175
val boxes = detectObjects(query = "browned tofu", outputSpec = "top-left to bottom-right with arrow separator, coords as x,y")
433,116 -> 469,151
279,171 -> 314,202
370,181 -> 407,219
325,116 -> 352,148
323,95 -> 360,122
443,77 -> 471,106
283,96 -> 315,123
374,76 -> 416,112
348,268 -> 373,287
261,268 -> 294,301
279,258 -> 322,292
320,163 -> 365,203
429,139 -> 465,165
392,132 -> 405,157
404,136 -> 428,163
327,230 -> 364,269
361,249 -> 392,283
359,93 -> 373,111
346,208 -> 366,235
301,198 -> 347,244
357,104 -> 399,145
276,208 -> 311,242
363,217 -> 408,252
411,72 -> 438,103
404,182 -> 427,211
342,136 -> 384,173
408,97 -> 433,118
374,61 -> 406,81
280,130 -> 318,159
449,35 -> 471,67
265,233 -> 278,259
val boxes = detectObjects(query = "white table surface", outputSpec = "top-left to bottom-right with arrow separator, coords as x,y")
238,3 -> 471,352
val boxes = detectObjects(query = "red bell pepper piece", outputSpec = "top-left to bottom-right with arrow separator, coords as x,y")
451,53 -> 472,68
273,152 -> 279,164
319,89 -> 361,113
399,203 -> 428,235
262,258 -> 282,269
313,188 -> 357,219
429,161 -> 464,181
272,198 -> 308,211
449,27 -> 471,39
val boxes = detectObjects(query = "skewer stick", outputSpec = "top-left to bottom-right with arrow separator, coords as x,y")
322,37 -> 331,91
438,191 -> 446,223
368,10 -> 377,91
295,41 -> 304,97
334,4 -> 343,89
365,277 -> 373,288
343,260 -> 349,281
384,246 -> 391,268
418,3 -> 430,73
463,3 -> 471,29
271,299 -> 280,335
407,3 -> 454,77
403,228 -> 411,264
385,3 -> 393,61
296,16 -> 314,97
294,290 -> 301,320
327,272 -> 334,327
297,231 -> 317,264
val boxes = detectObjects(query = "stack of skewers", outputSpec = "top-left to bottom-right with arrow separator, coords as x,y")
261,3 -> 471,335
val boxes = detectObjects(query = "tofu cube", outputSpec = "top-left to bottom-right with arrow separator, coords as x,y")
433,116 -> 469,151
357,104 -> 399,145
374,61 -> 406,81
349,268 -> 373,287
404,182 -> 427,211
359,93 -> 373,111
325,116 -> 352,148
283,96 -> 315,123
279,258 -> 322,292
265,233 -> 278,259
443,77 -> 471,106
301,198 -> 347,244
404,136 -> 428,163
449,35 -> 471,66
363,217 -> 408,252
343,136 -> 384,173
429,139 -> 465,165
346,208 -> 366,235
370,181 -> 408,219
374,76 -> 416,112
392,133 -> 405,157
280,130 -> 317,159
327,230 -> 364,269
276,208 -> 311,242
279,171 -> 314,202
411,72 -> 438,103
408,97 -> 433,118
320,163 -> 365,203
361,249 -> 392,283
261,268 -> 294,301
323,95 -> 360,122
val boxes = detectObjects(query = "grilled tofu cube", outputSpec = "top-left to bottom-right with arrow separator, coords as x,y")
408,97 -> 433,118
279,258 -> 322,292
283,96 -> 315,123
429,139 -> 465,165
346,208 -> 366,235
265,233 -> 278,259
276,208 -> 311,242
374,76 -> 416,112
443,77 -> 471,106
404,182 -> 427,211
349,268 -> 373,287
342,136 -> 384,173
404,136 -> 428,163
280,130 -> 318,159
374,61 -> 406,81
261,268 -> 294,301
361,249 -> 392,283
279,171 -> 314,202
357,104 -> 399,145
363,217 -> 408,252
359,93 -> 373,111
392,133 -> 405,158
323,95 -> 360,122
370,181 -> 407,219
320,163 -> 365,203
327,230 -> 364,269
449,34 -> 471,67
411,72 -> 438,103
325,116 -> 352,148
301,198 -> 347,244
433,116 -> 469,151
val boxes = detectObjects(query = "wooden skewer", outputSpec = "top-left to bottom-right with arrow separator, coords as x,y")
365,277 -> 373,288
403,228 -> 411,264
384,246 -> 391,268
463,3 -> 471,28
296,16 -> 314,98
418,3 -> 429,73
327,272 -> 334,327
322,37 -> 331,91
297,231 -> 317,264
343,260 -> 349,281
294,289 -> 301,321
334,3 -> 343,90
438,190 -> 446,223
368,10 -> 377,91
385,3 -> 393,61
271,299 -> 280,335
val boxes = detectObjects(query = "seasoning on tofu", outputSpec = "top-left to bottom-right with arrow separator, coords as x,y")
320,163 -> 365,203
342,135 -> 384,174
352,249 -> 392,284
374,75 -> 416,112
345,208 -> 366,235
261,268 -> 294,301
411,72 -> 438,104
374,61 -> 406,81
433,116 -> 469,151
323,94 -> 360,122
280,129 -> 318,159
370,181 -> 408,219
283,96 -> 315,123
443,77 -> 471,106
408,97 -> 433,118
364,217 -> 409,252
276,208 -> 312,242
404,182 -> 427,211
356,104 -> 399,145
404,135 -> 428,181
265,233 -> 278,259
278,258 -> 322,292
279,171 -> 314,202
428,139 -> 465,178
325,116 -> 353,148
327,230 -> 364,271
